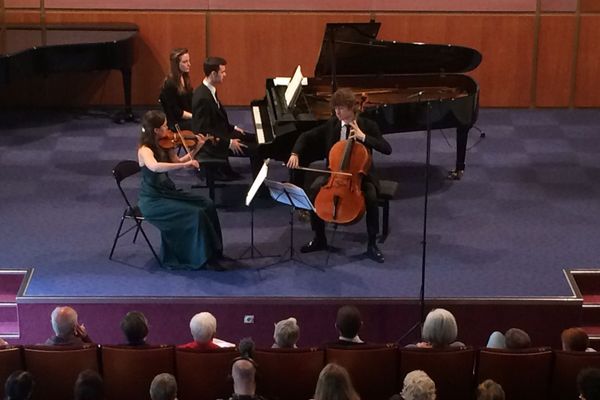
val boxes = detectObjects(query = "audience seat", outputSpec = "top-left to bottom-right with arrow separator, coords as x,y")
326,345 -> 398,400
254,347 -> 325,400
551,350 -> 600,400
23,345 -> 99,400
175,347 -> 238,400
399,347 -> 476,400
101,345 -> 175,400
0,346 -> 24,399
476,347 -> 553,400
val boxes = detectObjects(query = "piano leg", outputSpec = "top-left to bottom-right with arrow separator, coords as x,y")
449,125 -> 469,180
113,67 -> 136,124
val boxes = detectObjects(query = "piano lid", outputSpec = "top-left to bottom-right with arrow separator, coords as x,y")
314,21 -> 482,77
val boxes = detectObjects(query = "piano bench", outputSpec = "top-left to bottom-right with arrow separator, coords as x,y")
191,156 -> 228,204
377,180 -> 399,243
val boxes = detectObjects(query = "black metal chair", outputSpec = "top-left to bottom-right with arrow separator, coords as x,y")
109,160 -> 162,267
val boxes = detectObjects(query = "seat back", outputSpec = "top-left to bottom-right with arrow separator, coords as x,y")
551,350 -> 600,400
112,160 -> 141,210
476,347 -> 553,400
23,345 -> 99,400
0,346 -> 24,399
399,347 -> 475,400
254,347 -> 325,400
101,345 -> 175,400
175,347 -> 238,400
325,346 -> 398,400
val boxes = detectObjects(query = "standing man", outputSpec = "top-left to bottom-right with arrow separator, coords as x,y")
192,56 -> 260,179
286,88 -> 391,263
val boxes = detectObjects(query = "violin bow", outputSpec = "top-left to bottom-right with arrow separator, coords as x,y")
174,123 -> 194,158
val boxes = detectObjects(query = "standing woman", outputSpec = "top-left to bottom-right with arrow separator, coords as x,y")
137,110 -> 223,270
160,48 -> 193,131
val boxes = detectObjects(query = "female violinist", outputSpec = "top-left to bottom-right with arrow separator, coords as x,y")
286,88 -> 392,263
137,110 -> 225,270
160,48 -> 194,131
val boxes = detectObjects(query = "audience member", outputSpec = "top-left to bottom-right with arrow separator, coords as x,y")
272,317 -> 300,348
149,373 -> 177,400
412,308 -> 464,349
476,379 -> 505,400
329,305 -> 365,346
4,370 -> 34,400
178,312 -> 219,350
314,363 -> 360,400
0,338 -> 8,346
226,358 -> 266,400
578,368 -> 600,400
74,369 -> 103,400
398,370 -> 436,400
45,306 -> 92,345
562,327 -> 596,352
486,328 -> 530,349
120,311 -> 149,346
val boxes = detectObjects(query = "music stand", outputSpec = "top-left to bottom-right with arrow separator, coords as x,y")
264,179 -> 315,264
238,160 -> 279,260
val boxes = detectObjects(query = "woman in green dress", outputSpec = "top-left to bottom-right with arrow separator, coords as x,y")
137,110 -> 223,270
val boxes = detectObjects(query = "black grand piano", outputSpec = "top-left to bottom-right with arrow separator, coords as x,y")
253,21 -> 482,176
0,23 -> 138,121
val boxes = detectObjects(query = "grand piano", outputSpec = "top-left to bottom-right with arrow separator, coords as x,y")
253,21 -> 482,176
0,23 -> 138,121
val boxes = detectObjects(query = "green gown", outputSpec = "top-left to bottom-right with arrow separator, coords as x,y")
138,166 -> 223,269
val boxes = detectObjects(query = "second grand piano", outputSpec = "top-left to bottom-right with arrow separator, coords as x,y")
253,21 -> 482,178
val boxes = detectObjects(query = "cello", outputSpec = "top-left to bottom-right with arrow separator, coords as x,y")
313,130 -> 372,225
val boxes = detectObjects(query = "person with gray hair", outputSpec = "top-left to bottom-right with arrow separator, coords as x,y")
149,373 -> 177,400
486,327 -> 531,349
178,311 -> 219,350
412,308 -> 464,349
45,306 -> 92,345
477,379 -> 505,400
272,317 -> 300,348
398,370 -> 436,400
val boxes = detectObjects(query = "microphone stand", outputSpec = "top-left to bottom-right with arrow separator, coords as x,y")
398,94 -> 432,344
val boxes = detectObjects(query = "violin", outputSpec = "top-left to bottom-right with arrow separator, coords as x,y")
314,134 -> 372,225
158,129 -> 199,150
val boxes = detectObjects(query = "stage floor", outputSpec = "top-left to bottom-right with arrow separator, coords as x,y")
1,107 -> 599,300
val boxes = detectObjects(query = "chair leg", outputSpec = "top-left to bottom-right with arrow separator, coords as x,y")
134,220 -> 163,268
109,213 -> 127,259
379,200 -> 390,244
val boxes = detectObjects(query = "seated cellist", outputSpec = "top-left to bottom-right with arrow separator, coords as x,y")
286,88 -> 392,263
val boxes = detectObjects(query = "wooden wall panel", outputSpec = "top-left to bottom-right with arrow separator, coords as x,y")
378,14 -> 535,107
574,15 -> 600,106
535,14 -> 576,107
580,0 -> 600,13
1,11 -> 206,107
206,12 -> 371,106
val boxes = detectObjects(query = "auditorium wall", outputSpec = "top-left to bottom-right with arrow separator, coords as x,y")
2,0 -> 599,108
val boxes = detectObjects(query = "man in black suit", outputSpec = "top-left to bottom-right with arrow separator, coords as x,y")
192,56 -> 260,179
286,88 -> 391,263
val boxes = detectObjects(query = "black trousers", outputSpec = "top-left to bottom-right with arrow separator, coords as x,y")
198,134 -> 263,178
308,175 -> 380,242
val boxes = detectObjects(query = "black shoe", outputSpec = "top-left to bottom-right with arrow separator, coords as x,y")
300,238 -> 328,253
366,243 -> 385,263
447,169 -> 464,180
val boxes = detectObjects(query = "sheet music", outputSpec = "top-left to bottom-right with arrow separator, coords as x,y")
284,65 -> 305,108
245,159 -> 269,206
264,179 -> 315,211
252,106 -> 265,144
273,76 -> 308,86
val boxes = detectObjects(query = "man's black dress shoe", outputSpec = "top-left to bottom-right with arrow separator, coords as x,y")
300,239 -> 328,253
366,243 -> 385,263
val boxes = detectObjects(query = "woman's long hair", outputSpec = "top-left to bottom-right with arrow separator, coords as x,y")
139,110 -> 169,162
314,363 -> 360,400
165,47 -> 192,95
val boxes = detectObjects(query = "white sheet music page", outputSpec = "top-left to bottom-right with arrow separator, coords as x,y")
245,159 -> 270,206
284,65 -> 304,108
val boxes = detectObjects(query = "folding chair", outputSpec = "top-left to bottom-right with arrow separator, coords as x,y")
109,160 -> 162,267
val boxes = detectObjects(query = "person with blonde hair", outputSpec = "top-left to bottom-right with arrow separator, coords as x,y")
314,363 -> 360,400
400,370 -> 436,400
272,317 -> 300,348
476,379 -> 505,400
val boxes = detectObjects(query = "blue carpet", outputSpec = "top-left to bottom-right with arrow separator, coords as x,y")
1,108 -> 599,298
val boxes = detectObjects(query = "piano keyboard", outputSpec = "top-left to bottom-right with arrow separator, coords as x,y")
252,106 -> 265,144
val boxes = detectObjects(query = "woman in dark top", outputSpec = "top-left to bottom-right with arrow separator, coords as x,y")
137,110 -> 224,270
160,47 -> 194,131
